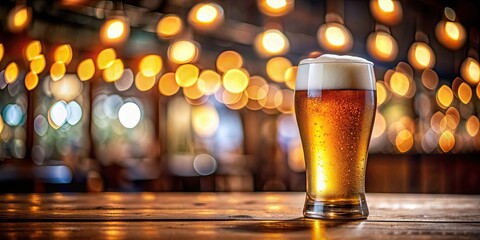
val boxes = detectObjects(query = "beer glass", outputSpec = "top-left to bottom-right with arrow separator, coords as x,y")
295,54 -> 376,220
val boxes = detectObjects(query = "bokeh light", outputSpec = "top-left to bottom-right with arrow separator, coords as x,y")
118,102 -> 141,129
439,131 -> 455,153
139,55 -> 163,77
8,6 -> 31,32
192,104 -> 219,138
54,44 -> 73,64
115,68 -> 134,91
50,74 -> 83,102
369,0 -> 403,25
436,85 -> 454,109
158,72 -> 179,96
245,76 -> 269,100
25,40 -> 42,61
457,82 -> 472,104
389,71 -> 410,96
77,58 -> 95,81
34,115 -> 48,136
175,64 -> 199,87
30,55 -> 46,74
48,101 -> 69,129
284,66 -> 297,90
25,71 -> 38,91
259,84 -> 282,109
317,22 -> 353,52
395,129 -> 414,153
2,104 -> 23,126
168,40 -> 199,64
156,14 -> 183,39
421,69 -> 438,90
258,0 -> 294,17
188,3 -> 224,31
135,72 -> 156,91
277,89 -> 294,113
216,51 -> 243,73
103,59 -> 124,82
67,101 -> 82,125
366,31 -> 398,61
5,62 -> 19,84
408,42 -> 435,70
466,116 -> 479,137
254,29 -> 289,57
183,82 -> 204,100
435,8 -> 466,50
97,48 -> 116,70
460,57 -> 479,86
223,69 -> 249,94
197,70 -> 221,95
0,43 -> 4,62
266,57 -> 292,82
100,17 -> 129,45
372,111 -> 387,138
193,154 -> 217,175
50,62 -> 66,81
376,81 -> 388,106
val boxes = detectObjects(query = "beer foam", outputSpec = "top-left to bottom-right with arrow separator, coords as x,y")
296,54 -> 375,91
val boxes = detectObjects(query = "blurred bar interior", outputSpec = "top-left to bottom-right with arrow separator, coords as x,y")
0,0 -> 479,193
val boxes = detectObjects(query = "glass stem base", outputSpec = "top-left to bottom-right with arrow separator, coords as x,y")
303,194 -> 369,220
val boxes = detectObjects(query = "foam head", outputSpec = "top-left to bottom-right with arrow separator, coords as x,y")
296,54 -> 375,91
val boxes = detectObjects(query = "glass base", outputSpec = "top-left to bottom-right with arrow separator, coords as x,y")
303,194 -> 369,220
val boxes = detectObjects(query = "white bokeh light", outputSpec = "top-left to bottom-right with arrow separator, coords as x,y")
67,101 -> 82,125
118,102 -> 141,129
49,101 -> 69,128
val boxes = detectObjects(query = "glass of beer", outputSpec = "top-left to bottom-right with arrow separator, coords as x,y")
295,54 -> 376,220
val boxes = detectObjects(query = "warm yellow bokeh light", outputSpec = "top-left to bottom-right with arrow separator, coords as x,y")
103,59 -> 124,82
259,84 -> 282,109
457,82 -> 472,104
25,41 -> 42,61
376,81 -> 388,106
390,72 -> 410,96
77,59 -> 95,81
367,31 -> 398,61
317,22 -> 353,52
197,70 -> 221,95
97,48 -> 116,70
408,42 -> 435,70
421,68 -> 438,90
0,44 -> 4,62
50,62 -> 66,81
192,104 -> 219,138
183,82 -> 204,100
372,112 -> 386,138
139,55 -> 163,77
445,22 -> 459,40
223,69 -> 249,94
246,76 -> 269,100
378,0 -> 394,12
188,3 -> 224,31
466,116 -> 479,137
54,44 -> 73,64
216,51 -> 243,73
477,84 -> 480,99
168,40 -> 198,64
370,0 -> 402,25
25,71 -> 38,91
435,19 -> 466,50
196,4 -> 218,23
156,15 -> 183,39
258,0 -> 293,17
395,129 -> 413,153
135,72 -> 156,91
439,131 -> 455,153
277,89 -> 294,113
255,29 -> 289,57
436,85 -> 454,108
8,6 -> 31,32
29,55 -> 46,74
5,62 -> 19,84
158,73 -> 180,96
460,58 -> 480,86
284,66 -> 297,90
266,57 -> 292,82
100,18 -> 129,45
326,26 -> 346,46
175,64 -> 199,87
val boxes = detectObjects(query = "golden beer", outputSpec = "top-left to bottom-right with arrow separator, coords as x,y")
295,55 -> 376,219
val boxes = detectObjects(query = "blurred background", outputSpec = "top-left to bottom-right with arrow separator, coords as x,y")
0,0 -> 479,194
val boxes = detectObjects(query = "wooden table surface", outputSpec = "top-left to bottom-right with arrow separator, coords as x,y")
0,192 -> 479,239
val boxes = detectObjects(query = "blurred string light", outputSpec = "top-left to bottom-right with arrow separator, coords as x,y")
395,129 -> 413,153
259,84 -> 282,109
466,116 -> 479,137
439,130 -> 455,153
168,40 -> 199,64
0,43 -> 4,62
376,81 -> 388,106
77,58 -> 95,81
257,0 -> 294,17
192,104 -> 219,138
97,48 -> 116,69
139,55 -> 163,77
100,16 -> 130,45
436,85 -> 454,109
369,0 -> 403,25
103,59 -> 124,82
5,62 -> 19,84
245,76 -> 269,100
266,57 -> 291,82
7,5 -> 32,33
317,15 -> 353,52
197,70 -> 221,95
284,66 -> 297,90
216,51 -> 243,73
2,104 -> 23,126
50,62 -> 66,81
457,81 -> 472,104
25,40 -> 42,61
118,102 -> 141,129
408,41 -> 435,70
30,54 -> 46,74
223,69 -> 249,93
135,72 -> 156,91
183,81 -> 204,100
115,68 -> 134,91
435,7 -> 466,50
48,101 -> 70,129
156,14 -> 183,39
188,3 -> 224,31
175,64 -> 199,87
366,30 -> 398,61
54,44 -> 73,65
158,72 -> 179,96
254,29 -> 289,57
460,57 -> 479,86
50,74 -> 83,101
25,71 -> 38,90
421,68 -> 439,90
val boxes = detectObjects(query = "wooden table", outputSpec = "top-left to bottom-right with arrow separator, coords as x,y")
1,193 -> 479,239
